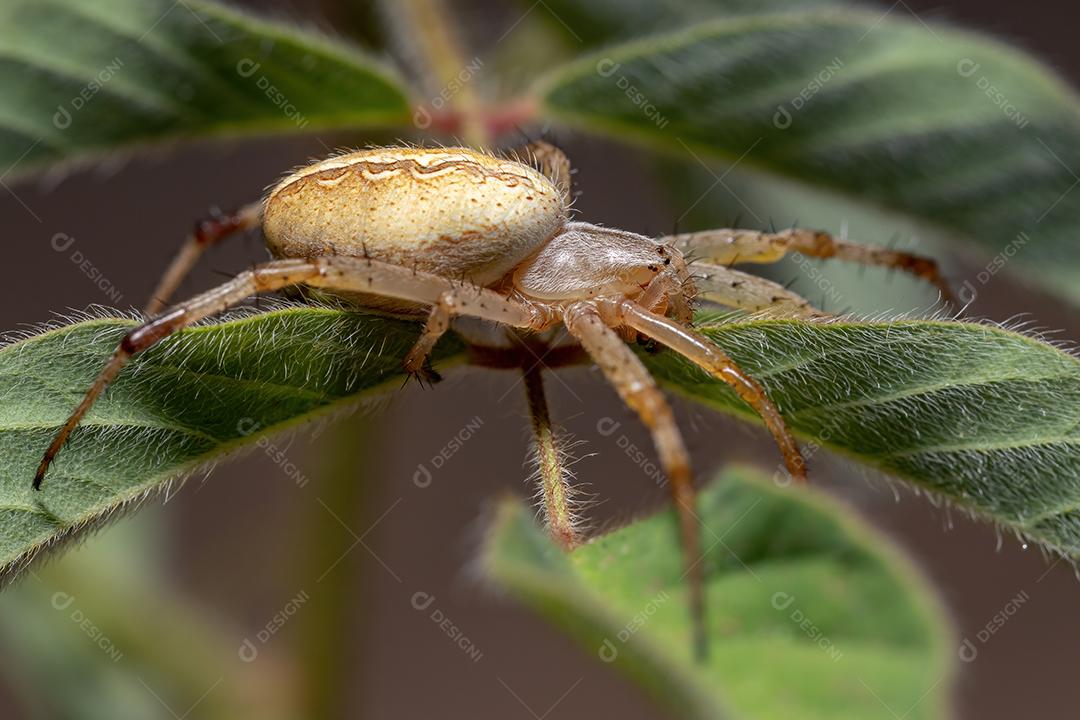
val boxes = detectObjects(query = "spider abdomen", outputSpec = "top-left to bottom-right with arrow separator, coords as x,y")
263,147 -> 566,287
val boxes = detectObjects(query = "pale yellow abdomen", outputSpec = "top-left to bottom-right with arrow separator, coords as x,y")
263,147 -> 566,287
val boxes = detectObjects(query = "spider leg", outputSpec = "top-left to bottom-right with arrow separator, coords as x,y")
403,287 -> 551,375
521,345 -> 579,549
402,293 -> 461,375
610,299 -> 807,485
663,227 -> 955,306
692,262 -> 829,318
563,302 -> 708,661
145,202 -> 263,315
34,256 -> 545,489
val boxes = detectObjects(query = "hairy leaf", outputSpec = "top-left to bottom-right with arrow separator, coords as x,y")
2,309 -> 1078,583
0,309 -> 462,581
0,0 -> 410,178
481,466 -> 952,720
644,315 -> 1080,554
536,8 -> 1080,302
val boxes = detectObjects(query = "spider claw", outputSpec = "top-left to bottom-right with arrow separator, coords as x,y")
637,336 -> 662,354
402,361 -> 443,390
423,364 -> 443,385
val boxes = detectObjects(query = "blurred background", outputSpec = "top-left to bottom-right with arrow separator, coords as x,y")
1,0 -> 1079,717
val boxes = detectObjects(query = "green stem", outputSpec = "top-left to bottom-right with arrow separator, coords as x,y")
386,0 -> 491,146
295,412 -> 379,718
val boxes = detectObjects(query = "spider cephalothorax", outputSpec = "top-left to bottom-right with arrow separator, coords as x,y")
33,142 -> 951,659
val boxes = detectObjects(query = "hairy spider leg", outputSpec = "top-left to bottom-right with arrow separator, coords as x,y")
34,256 -> 544,489
494,140 -> 584,550
502,140 -> 584,548
521,345 -> 580,549
610,299 -> 807,485
691,262 -> 829,317
144,202 -> 264,315
403,288 -> 552,369
664,227 -> 956,306
563,302 -> 708,661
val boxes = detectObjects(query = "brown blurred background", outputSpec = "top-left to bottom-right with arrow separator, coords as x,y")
1,0 -> 1079,717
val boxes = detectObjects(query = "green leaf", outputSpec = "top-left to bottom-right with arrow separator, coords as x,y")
0,308 -> 462,582
480,466 -> 952,720
536,8 -> 1080,302
0,0 -> 411,178
533,0 -> 844,47
2,309 -> 1078,585
0,517 -> 291,719
643,315 -> 1080,554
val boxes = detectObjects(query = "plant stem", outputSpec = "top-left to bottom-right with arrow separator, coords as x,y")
386,0 -> 490,146
295,412 -> 378,718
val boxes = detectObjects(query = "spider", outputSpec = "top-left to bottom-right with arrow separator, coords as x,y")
31,142 -> 951,660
